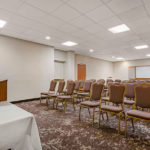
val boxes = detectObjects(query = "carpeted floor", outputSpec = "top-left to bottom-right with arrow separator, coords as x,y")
16,100 -> 150,150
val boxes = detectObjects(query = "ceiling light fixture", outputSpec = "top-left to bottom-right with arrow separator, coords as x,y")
146,54 -> 150,57
112,56 -> 115,58
135,45 -> 148,50
62,41 -> 78,46
116,57 -> 124,60
108,24 -> 130,33
0,19 -> 7,28
89,49 -> 94,52
45,36 -> 51,40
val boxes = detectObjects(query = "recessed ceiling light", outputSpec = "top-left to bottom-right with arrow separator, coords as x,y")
0,19 -> 7,28
62,41 -> 78,46
134,45 -> 148,49
89,49 -> 94,52
146,54 -> 150,57
116,57 -> 124,60
108,24 -> 130,33
45,36 -> 51,40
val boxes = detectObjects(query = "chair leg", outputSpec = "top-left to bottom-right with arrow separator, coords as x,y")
64,100 -> 67,112
102,112 -> 104,120
72,98 -> 75,111
131,118 -> 134,131
125,115 -> 127,136
88,108 -> 91,117
53,98 -> 55,108
92,108 -> 95,126
79,106 -> 81,121
46,97 -> 48,107
98,110 -> 101,128
56,99 -> 58,109
118,113 -> 121,134
106,112 -> 109,120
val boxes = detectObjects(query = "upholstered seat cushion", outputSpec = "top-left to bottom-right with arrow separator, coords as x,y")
47,93 -> 58,97
78,92 -> 89,96
124,99 -> 134,105
57,95 -> 72,99
80,101 -> 100,107
102,97 -> 109,101
41,92 -> 51,95
127,110 -> 150,120
101,105 -> 122,112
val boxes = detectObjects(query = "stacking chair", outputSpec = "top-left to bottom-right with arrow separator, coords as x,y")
63,80 -> 73,94
46,81 -> 65,108
101,82 -> 114,104
124,83 -> 136,107
74,80 -> 80,94
97,79 -> 105,85
99,84 -> 126,134
79,82 -> 104,125
77,80 -> 92,101
40,80 -> 57,104
115,79 -> 121,83
125,84 -> 150,136
90,79 -> 96,82
56,81 -> 75,112
79,80 -> 84,91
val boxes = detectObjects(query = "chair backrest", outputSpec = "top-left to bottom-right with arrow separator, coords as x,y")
97,79 -> 105,85
74,80 -> 80,90
90,79 -> 96,82
109,84 -> 126,104
66,80 -> 73,89
115,79 -> 121,83
83,81 -> 92,92
136,80 -> 146,84
124,83 -> 136,99
135,84 -> 150,108
79,80 -> 84,88
49,80 -> 57,91
90,83 -> 104,101
66,81 -> 75,95
106,79 -> 113,87
57,81 -> 65,93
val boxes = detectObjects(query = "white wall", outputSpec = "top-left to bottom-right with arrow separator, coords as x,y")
0,35 -> 54,102
75,54 -> 113,80
113,59 -> 150,80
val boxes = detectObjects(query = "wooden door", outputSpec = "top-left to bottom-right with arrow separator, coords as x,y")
0,80 -> 7,101
78,64 -> 86,80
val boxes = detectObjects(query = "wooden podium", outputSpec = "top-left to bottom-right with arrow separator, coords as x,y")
0,80 -> 7,101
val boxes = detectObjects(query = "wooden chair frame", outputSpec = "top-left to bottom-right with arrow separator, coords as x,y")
125,84 -> 150,136
99,84 -> 126,134
79,84 -> 104,126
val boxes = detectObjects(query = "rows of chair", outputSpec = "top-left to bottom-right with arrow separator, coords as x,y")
40,79 -> 150,136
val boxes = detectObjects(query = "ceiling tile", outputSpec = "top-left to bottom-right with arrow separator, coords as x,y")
70,15 -> 95,28
0,0 -> 23,12
17,3 -> 46,20
118,6 -> 147,23
105,0 -> 142,14
26,0 -> 63,13
87,5 -> 114,22
52,4 -> 80,22
67,0 -> 103,13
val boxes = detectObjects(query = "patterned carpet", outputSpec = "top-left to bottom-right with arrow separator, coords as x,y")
16,100 -> 150,150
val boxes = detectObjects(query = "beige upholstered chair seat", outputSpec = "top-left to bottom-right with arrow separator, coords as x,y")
80,101 -> 100,107
127,110 -> 150,120
57,95 -> 72,99
47,93 -> 58,97
101,105 -> 122,112
124,99 -> 134,105
41,91 -> 52,95
78,92 -> 89,96
102,97 -> 109,101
